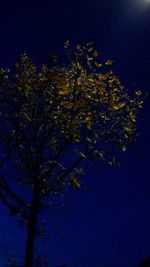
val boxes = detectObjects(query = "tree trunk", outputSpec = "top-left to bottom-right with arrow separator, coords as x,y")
24,210 -> 37,267
24,185 -> 40,267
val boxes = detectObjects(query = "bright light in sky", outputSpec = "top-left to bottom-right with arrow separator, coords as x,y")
130,0 -> 150,12
138,0 -> 150,6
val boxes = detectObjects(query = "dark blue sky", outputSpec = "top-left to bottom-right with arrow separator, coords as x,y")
0,1 -> 150,266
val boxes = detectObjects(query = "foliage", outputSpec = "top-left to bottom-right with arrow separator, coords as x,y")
0,42 -> 143,266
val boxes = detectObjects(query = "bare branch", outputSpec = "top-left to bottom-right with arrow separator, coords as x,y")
0,189 -> 28,219
0,179 -> 29,210
13,119 -> 34,178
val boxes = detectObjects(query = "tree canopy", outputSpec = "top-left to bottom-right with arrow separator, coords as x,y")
0,42 -> 143,266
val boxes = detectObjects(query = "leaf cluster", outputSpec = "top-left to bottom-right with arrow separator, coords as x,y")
0,43 -> 143,216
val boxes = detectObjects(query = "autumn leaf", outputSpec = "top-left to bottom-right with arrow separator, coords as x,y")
105,59 -> 113,66
95,62 -> 102,67
112,102 -> 126,110
0,42 -> 144,264
93,50 -> 98,57
86,55 -> 93,61
87,47 -> 93,53
129,111 -> 136,123
80,152 -> 87,158
88,77 -> 94,83
138,101 -> 144,108
123,126 -> 132,133
122,146 -> 127,152
70,175 -> 81,189
135,90 -> 142,96
64,39 -> 69,48
76,44 -> 81,50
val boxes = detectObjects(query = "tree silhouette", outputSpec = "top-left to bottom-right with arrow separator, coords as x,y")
0,42 -> 143,267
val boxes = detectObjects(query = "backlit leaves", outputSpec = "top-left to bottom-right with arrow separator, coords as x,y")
0,42 -> 143,196
105,59 -> 113,66
135,90 -> 142,96
112,102 -> 126,110
70,174 -> 81,189
64,40 -> 69,48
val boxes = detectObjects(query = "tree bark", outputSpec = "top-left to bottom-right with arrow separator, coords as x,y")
24,211 -> 37,267
24,185 -> 40,267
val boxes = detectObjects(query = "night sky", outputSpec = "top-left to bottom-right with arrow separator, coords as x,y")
0,0 -> 150,266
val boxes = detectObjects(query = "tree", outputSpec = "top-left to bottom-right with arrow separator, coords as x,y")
0,42 -> 143,267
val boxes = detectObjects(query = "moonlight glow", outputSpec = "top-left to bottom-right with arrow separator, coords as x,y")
131,0 -> 150,11
139,0 -> 150,5
140,0 -> 150,10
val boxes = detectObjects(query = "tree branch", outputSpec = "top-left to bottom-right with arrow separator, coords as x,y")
13,119 -> 34,178
0,179 -> 29,210
0,189 -> 28,219
41,130 -> 91,198
42,156 -> 84,198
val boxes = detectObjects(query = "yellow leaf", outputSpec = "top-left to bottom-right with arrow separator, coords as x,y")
138,101 -> 144,109
129,111 -> 136,123
57,83 -> 70,95
58,90 -> 69,95
135,90 -> 142,96
87,47 -> 93,52
88,77 -> 94,83
86,55 -> 93,61
87,95 -> 92,100
77,77 -> 82,86
80,152 -> 87,158
98,73 -> 106,80
105,59 -> 113,66
122,146 -> 127,152
56,83 -> 68,89
123,126 -> 132,133
124,133 -> 128,139
113,102 -> 125,110
76,44 -> 81,50
95,62 -> 102,67
93,50 -> 98,57
63,103 -> 73,109
70,176 -> 81,189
